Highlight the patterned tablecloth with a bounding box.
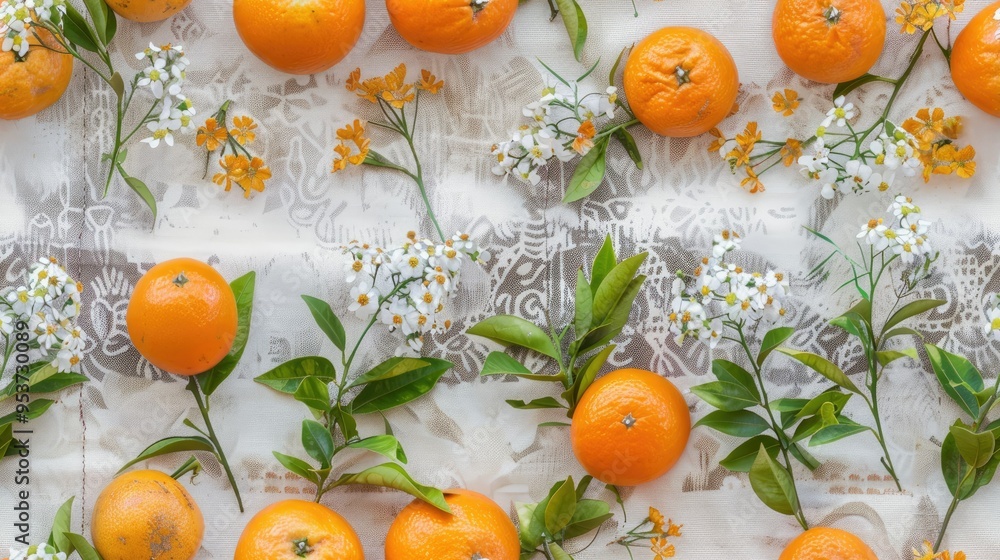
[2,0,1000,558]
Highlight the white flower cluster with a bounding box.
[668,231,790,348]
[984,293,1000,342]
[856,195,933,265]
[1,257,87,373]
[343,232,490,354]
[0,0,66,57]
[136,43,196,149]
[799,96,920,199]
[8,544,67,560]
[491,77,618,186]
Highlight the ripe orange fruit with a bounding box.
[235,500,364,560]
[385,489,520,560]
[233,0,365,75]
[105,0,192,22]
[950,0,1000,117]
[126,258,238,376]
[772,0,886,84]
[91,470,204,560]
[386,0,518,54]
[0,29,73,120]
[623,27,740,137]
[571,368,690,486]
[779,527,878,560]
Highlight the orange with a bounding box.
[105,0,192,22]
[779,527,878,560]
[385,489,520,560]
[950,0,1000,117]
[571,368,690,486]
[126,257,238,376]
[91,470,204,560]
[235,500,364,560]
[772,0,887,84]
[622,27,740,137]
[0,29,73,120]
[386,0,517,54]
[233,0,365,75]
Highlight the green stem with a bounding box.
[933,492,961,553]
[169,456,201,480]
[597,119,640,139]
[187,378,244,512]
[867,379,902,490]
[404,132,446,242]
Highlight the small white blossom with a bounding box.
[844,159,877,194]
[817,168,840,199]
[984,293,1000,341]
[822,95,856,128]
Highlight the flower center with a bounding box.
[409,257,419,268]
[352,261,364,272]
[357,294,370,306]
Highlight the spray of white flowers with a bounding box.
[0,0,65,57]
[135,43,195,148]
[491,71,618,186]
[1,257,87,374]
[983,293,1000,342]
[8,544,67,560]
[343,232,490,354]
[667,230,790,349]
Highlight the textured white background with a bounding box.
[2,0,1000,558]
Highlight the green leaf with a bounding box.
[62,4,100,52]
[294,376,332,414]
[563,136,609,203]
[950,424,995,469]
[331,463,450,512]
[29,372,87,395]
[925,344,984,418]
[791,415,823,444]
[331,405,358,442]
[795,390,850,419]
[48,497,75,554]
[255,356,337,395]
[349,357,430,388]
[770,398,810,413]
[612,128,643,170]
[591,253,646,327]
[719,435,780,473]
[65,533,103,560]
[609,46,627,87]
[0,423,12,458]
[832,73,890,99]
[302,295,347,352]
[553,0,587,61]
[941,432,975,499]
[691,381,759,412]
[81,0,109,45]
[198,271,256,396]
[351,357,452,414]
[301,419,335,469]
[694,410,769,437]
[590,235,616,293]
[348,435,407,464]
[116,165,157,221]
[757,327,795,366]
[0,399,54,426]
[506,397,567,410]
[789,443,822,471]
[574,268,593,336]
[273,451,320,485]
[109,72,124,100]
[548,542,573,560]
[544,476,578,535]
[749,446,799,516]
[571,344,614,406]
[468,315,561,360]
[517,502,542,549]
[481,352,559,382]
[712,360,760,402]
[117,436,215,474]
[563,499,612,539]
[875,348,918,368]
[810,420,869,446]
[882,327,921,341]
[882,299,945,335]
[778,349,860,394]
[539,421,571,427]
[104,8,117,43]
[578,275,645,354]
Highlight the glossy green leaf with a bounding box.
[516,502,543,549]
[883,299,946,335]
[609,46,627,87]
[199,271,255,396]
[0,398,54,426]
[790,443,822,471]
[29,372,87,395]
[832,73,891,99]
[255,356,337,395]
[481,352,560,382]
[544,476,578,535]
[578,275,645,354]
[882,327,921,341]
[925,344,984,418]
[548,542,573,560]
[294,376,331,414]
[778,349,860,394]
[273,451,320,485]
[795,390,850,419]
[301,419,335,469]
[712,359,760,401]
[331,405,358,442]
[554,0,587,61]
[749,446,799,516]
[468,315,560,360]
[809,420,869,447]
[302,295,347,352]
[117,436,215,474]
[349,357,430,388]
[590,235,616,293]
[950,424,995,469]
[875,348,918,368]
[506,397,567,410]
[563,136,609,203]
[563,499,612,539]
[591,253,647,327]
[117,166,157,222]
[571,344,614,407]
[330,463,450,513]
[62,4,100,52]
[574,268,593,336]
[348,435,408,464]
[694,410,769,437]
[791,415,823,443]
[758,327,795,366]
[48,497,75,555]
[770,398,810,413]
[81,0,109,45]
[941,432,975,499]
[691,381,759,411]
[65,533,102,560]
[351,358,452,414]
[613,128,643,170]
[0,424,12,458]
[719,435,780,473]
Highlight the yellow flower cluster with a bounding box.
[896,0,965,34]
[901,107,976,180]
[333,120,371,172]
[196,113,271,199]
[647,507,683,559]
[913,540,966,560]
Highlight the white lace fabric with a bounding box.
[2,0,1000,558]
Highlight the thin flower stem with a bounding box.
[120,103,158,146]
[186,378,244,512]
[404,132,446,242]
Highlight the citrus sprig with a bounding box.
[467,235,647,419]
[517,476,617,560]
